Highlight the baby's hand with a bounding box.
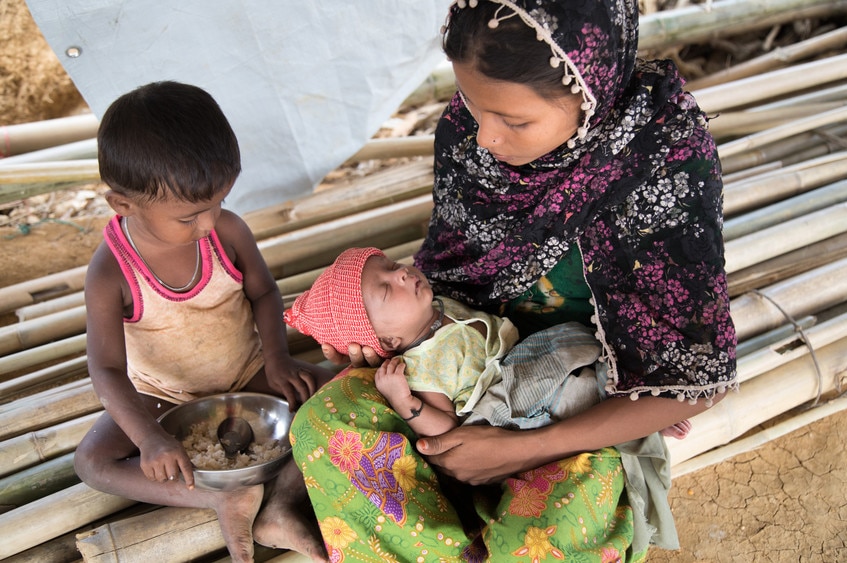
[374,356,411,403]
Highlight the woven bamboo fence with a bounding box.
[2,3,847,561]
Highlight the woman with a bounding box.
[290,0,737,560]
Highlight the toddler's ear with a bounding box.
[379,336,403,352]
[104,190,136,216]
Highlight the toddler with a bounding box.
[75,81,332,563]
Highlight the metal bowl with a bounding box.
[158,392,293,491]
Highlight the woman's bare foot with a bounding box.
[254,500,329,562]
[214,484,264,563]
[661,419,692,440]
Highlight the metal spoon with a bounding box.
[216,416,254,457]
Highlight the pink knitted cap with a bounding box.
[283,247,390,358]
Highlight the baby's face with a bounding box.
[361,255,436,351]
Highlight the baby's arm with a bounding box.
[215,211,332,407]
[375,357,458,437]
[84,244,195,487]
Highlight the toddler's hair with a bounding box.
[97,81,241,203]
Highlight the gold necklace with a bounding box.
[121,217,200,293]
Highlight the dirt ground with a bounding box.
[2,0,846,561]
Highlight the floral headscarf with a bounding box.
[415,0,737,400]
[415,0,709,306]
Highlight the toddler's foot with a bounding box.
[215,484,264,563]
[660,419,692,440]
[254,500,329,562]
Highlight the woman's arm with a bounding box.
[417,392,723,484]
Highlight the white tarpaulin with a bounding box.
[26,0,451,214]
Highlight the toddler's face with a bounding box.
[125,184,232,247]
[361,255,436,352]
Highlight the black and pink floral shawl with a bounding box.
[414,0,737,402]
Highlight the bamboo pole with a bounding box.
[723,152,847,216]
[666,336,847,466]
[0,452,79,512]
[736,312,847,384]
[0,115,99,158]
[723,180,847,241]
[259,194,432,278]
[0,355,88,400]
[723,203,847,273]
[0,413,98,479]
[638,0,847,52]
[246,158,433,241]
[0,305,86,357]
[0,265,87,316]
[671,395,847,476]
[707,103,847,140]
[345,136,434,163]
[75,506,225,562]
[0,379,100,442]
[0,138,98,167]
[401,60,454,107]
[755,83,847,111]
[2,534,84,563]
[735,316,815,358]
[684,26,847,91]
[0,334,86,381]
[727,231,847,297]
[718,124,847,175]
[730,257,847,342]
[15,292,86,322]
[721,161,782,184]
[0,482,135,560]
[717,105,847,159]
[691,53,847,114]
[0,160,100,206]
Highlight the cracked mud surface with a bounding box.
[649,407,847,562]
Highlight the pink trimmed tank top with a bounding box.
[103,216,263,404]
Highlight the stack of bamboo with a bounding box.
[2,1,847,561]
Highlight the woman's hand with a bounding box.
[321,343,384,368]
[416,425,536,485]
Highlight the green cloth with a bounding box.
[291,368,639,562]
[499,245,595,337]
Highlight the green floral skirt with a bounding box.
[290,368,641,562]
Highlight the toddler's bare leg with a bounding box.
[253,458,329,562]
[74,399,262,562]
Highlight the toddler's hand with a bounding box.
[139,431,195,489]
